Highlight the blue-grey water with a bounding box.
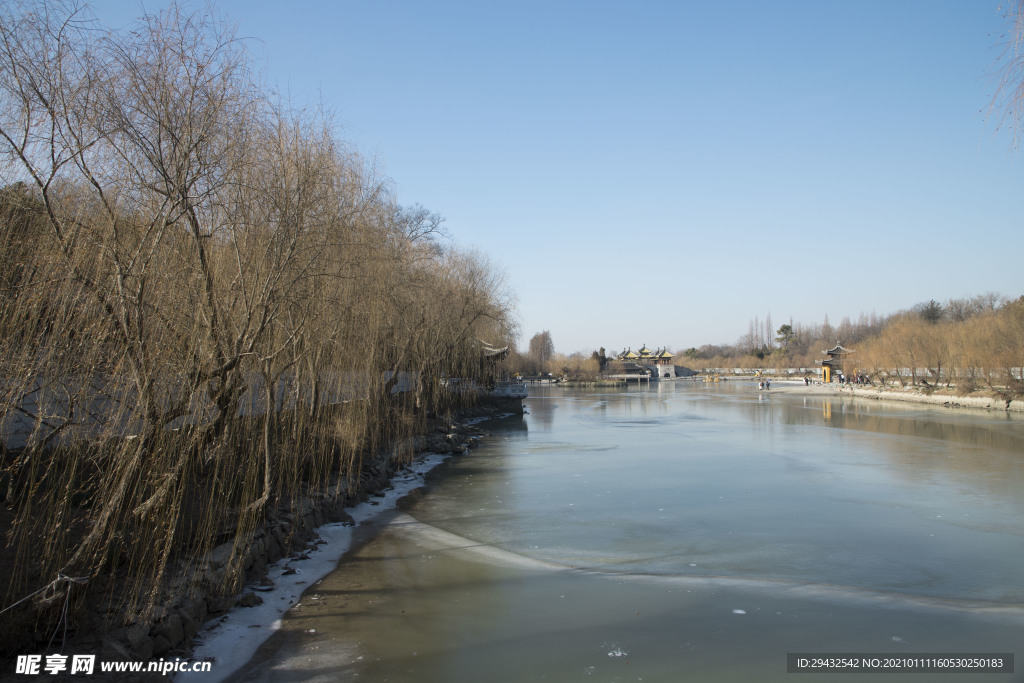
[232,382,1024,682]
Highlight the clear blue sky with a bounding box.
[89,0,1024,355]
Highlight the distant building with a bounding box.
[819,344,854,382]
[613,344,676,379]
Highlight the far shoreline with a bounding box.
[745,379,1024,413]
[559,375,1024,413]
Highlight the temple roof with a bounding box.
[824,344,853,355]
[618,344,674,361]
[476,339,510,359]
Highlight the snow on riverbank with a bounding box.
[175,439,481,682]
[756,380,1024,412]
[840,385,1024,412]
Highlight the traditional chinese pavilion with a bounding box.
[820,344,854,383]
[616,345,676,379]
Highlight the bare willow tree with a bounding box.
[990,0,1024,147]
[0,0,517,644]
[855,298,1024,399]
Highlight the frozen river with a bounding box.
[229,382,1024,682]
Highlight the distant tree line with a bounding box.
[0,0,516,633]
[859,295,1024,398]
[676,293,1023,399]
[509,332,603,380]
[680,310,889,369]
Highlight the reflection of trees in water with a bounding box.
[523,394,557,431]
[757,396,1024,502]
[528,385,1024,504]
[524,384,671,431]
[489,412,529,434]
